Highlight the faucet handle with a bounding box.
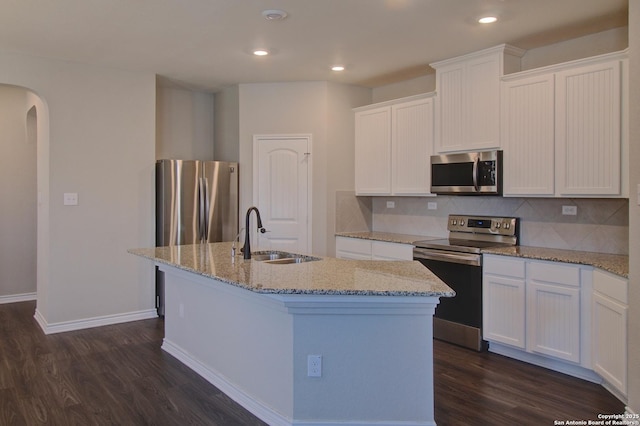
[259,227,269,234]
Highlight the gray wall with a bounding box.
[156,84,214,161]
[0,51,156,327]
[234,81,370,256]
[213,85,240,162]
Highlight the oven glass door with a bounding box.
[416,257,482,329]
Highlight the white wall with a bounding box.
[370,27,628,103]
[521,27,628,71]
[0,85,36,298]
[325,83,371,255]
[213,85,240,162]
[626,0,639,416]
[372,74,435,104]
[237,82,369,256]
[156,84,214,160]
[0,51,156,328]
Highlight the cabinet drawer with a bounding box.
[593,269,627,304]
[336,237,372,257]
[483,255,525,278]
[528,261,580,287]
[371,241,413,260]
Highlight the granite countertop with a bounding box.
[129,242,455,297]
[336,231,441,245]
[483,246,629,278]
[337,231,629,278]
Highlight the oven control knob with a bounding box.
[504,222,510,229]
[495,223,501,229]
[459,220,465,226]
[452,219,457,225]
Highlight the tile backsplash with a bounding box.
[336,191,629,255]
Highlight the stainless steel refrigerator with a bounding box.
[155,159,239,315]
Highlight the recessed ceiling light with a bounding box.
[253,49,269,56]
[331,65,345,72]
[478,16,498,24]
[262,9,288,20]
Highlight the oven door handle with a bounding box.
[413,248,481,266]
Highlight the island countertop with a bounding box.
[129,242,454,297]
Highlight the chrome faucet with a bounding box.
[243,207,266,260]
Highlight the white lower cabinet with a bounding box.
[335,236,413,261]
[526,261,582,363]
[484,254,628,402]
[483,256,586,364]
[592,269,628,397]
[483,256,526,349]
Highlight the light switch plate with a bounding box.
[63,192,78,206]
[562,205,577,215]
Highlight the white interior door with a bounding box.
[253,134,311,254]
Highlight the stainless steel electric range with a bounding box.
[413,215,519,351]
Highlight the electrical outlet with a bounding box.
[307,355,322,377]
[562,205,577,216]
[386,201,395,209]
[427,202,437,210]
[63,192,79,206]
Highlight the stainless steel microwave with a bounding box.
[430,150,502,195]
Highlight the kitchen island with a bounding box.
[129,242,453,426]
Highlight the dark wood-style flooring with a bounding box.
[0,301,624,425]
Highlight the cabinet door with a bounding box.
[592,269,627,396]
[592,291,627,396]
[435,63,465,153]
[555,60,622,196]
[392,97,434,195]
[355,106,392,195]
[335,236,372,260]
[502,74,555,196]
[527,281,581,362]
[371,241,413,261]
[467,54,501,150]
[483,274,526,348]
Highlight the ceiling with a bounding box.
[0,0,628,92]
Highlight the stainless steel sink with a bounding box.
[251,250,320,264]
[251,252,289,261]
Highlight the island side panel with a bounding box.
[282,296,438,425]
[160,265,295,423]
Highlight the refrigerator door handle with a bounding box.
[202,177,210,242]
[198,177,206,242]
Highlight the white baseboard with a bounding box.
[489,342,602,383]
[0,292,37,304]
[162,339,437,426]
[161,339,293,426]
[34,308,158,334]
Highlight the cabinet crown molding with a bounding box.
[353,92,435,112]
[430,43,526,69]
[502,49,628,81]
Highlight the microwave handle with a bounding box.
[472,156,479,191]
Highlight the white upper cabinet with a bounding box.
[501,51,627,198]
[431,44,524,153]
[355,106,392,194]
[501,74,556,195]
[556,60,622,196]
[355,93,435,196]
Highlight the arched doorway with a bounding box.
[0,84,48,307]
